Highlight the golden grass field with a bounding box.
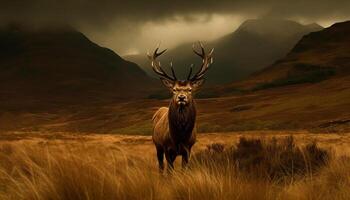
[1,131,350,200]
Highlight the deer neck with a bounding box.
[168,99,196,139]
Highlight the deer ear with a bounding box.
[160,78,174,89]
[192,79,205,90]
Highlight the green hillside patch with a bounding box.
[253,64,335,91]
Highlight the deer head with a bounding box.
[148,42,214,106]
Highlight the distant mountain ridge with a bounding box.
[0,25,154,110]
[235,20,350,90]
[125,19,323,84]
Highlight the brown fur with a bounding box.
[152,97,197,171]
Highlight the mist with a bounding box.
[1,0,349,54]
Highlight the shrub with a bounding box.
[192,136,330,180]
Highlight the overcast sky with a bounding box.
[1,0,350,55]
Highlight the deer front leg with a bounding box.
[181,146,190,169]
[155,145,164,172]
[165,148,177,173]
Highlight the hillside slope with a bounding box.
[1,76,349,133]
[0,25,155,110]
[235,20,350,90]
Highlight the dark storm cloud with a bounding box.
[1,0,349,27]
[1,0,349,54]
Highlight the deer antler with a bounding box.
[188,42,214,81]
[147,46,177,81]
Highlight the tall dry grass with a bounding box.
[0,137,349,200]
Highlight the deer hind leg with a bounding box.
[181,145,190,169]
[165,148,177,173]
[156,145,164,172]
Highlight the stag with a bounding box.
[148,42,214,172]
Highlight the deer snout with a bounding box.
[178,94,186,101]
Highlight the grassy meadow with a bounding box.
[0,131,350,200]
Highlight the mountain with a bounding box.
[0,24,155,110]
[125,19,322,84]
[232,20,350,90]
[2,22,349,133]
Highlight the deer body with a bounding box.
[148,43,213,172]
[152,97,197,170]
